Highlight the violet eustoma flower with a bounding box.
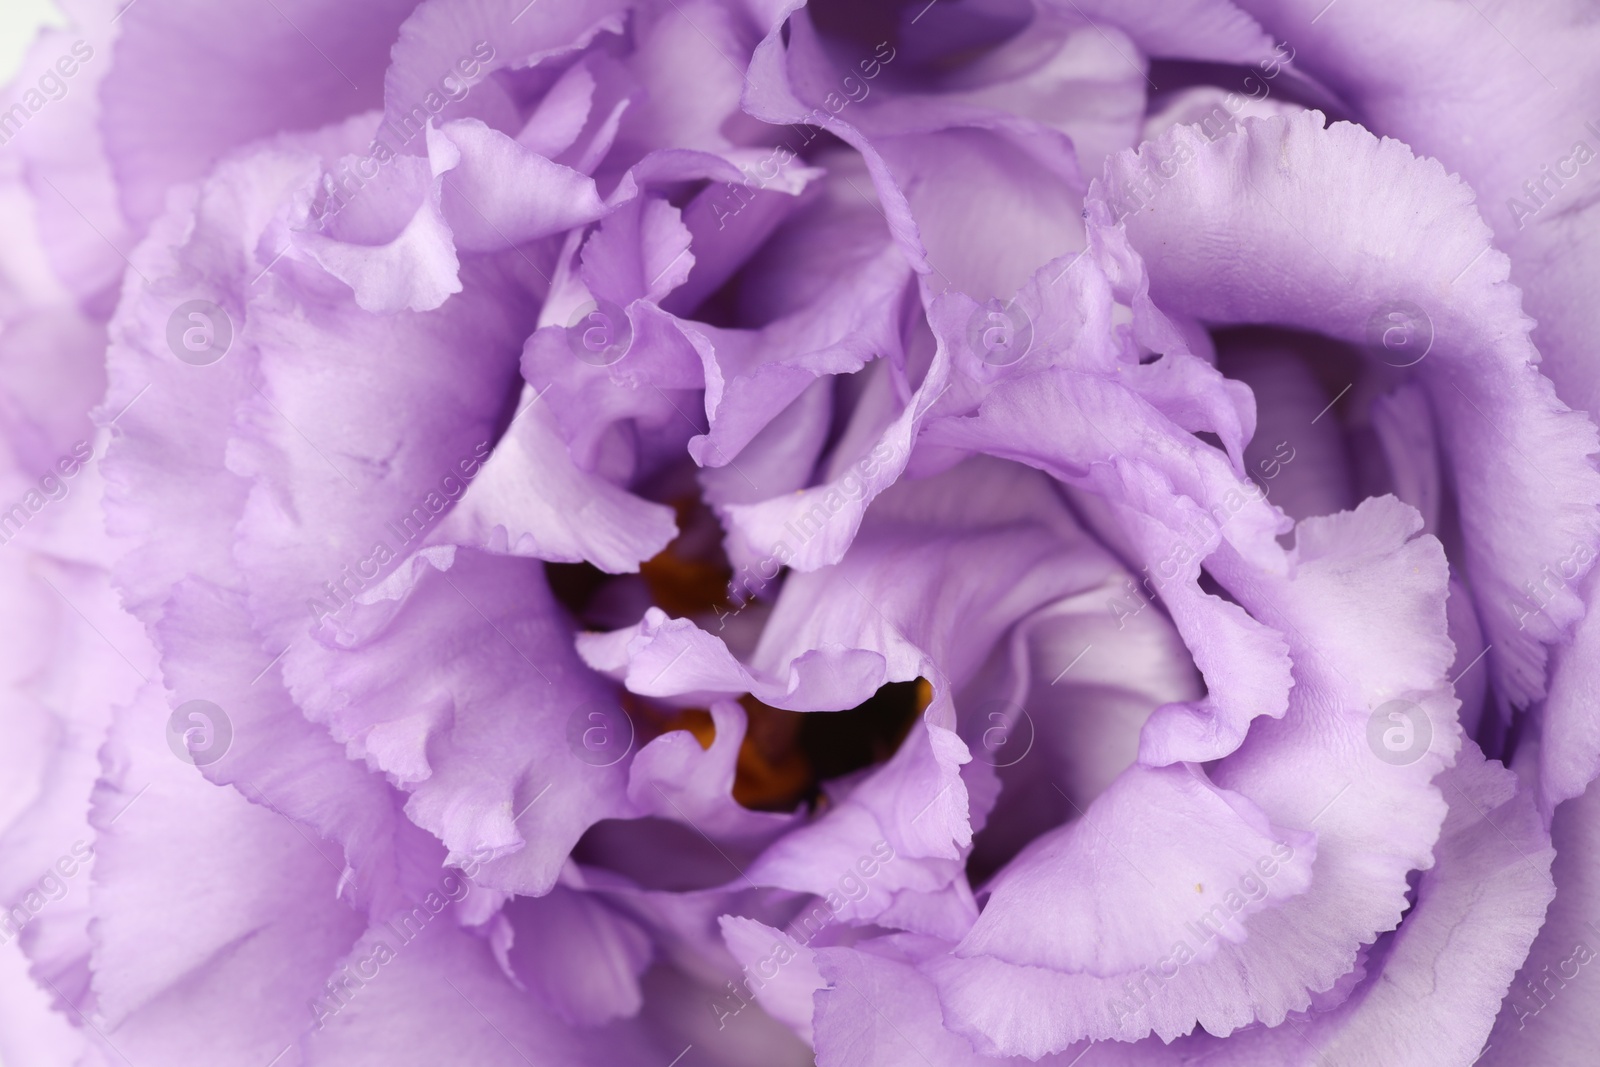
[3,1,1600,1065]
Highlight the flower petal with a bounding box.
[957,764,1315,976]
[502,883,653,1026]
[1477,775,1600,1065]
[284,548,635,896]
[88,684,365,1063]
[628,700,800,844]
[1090,110,1600,722]
[101,0,413,228]
[930,498,1460,1055]
[302,915,657,1066]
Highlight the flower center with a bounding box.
[554,496,929,812]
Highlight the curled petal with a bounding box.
[1090,111,1600,721]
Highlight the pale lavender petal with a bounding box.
[501,882,653,1026]
[930,498,1459,1055]
[284,548,636,896]
[102,0,413,228]
[628,700,801,844]
[88,685,365,1064]
[1091,110,1600,734]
